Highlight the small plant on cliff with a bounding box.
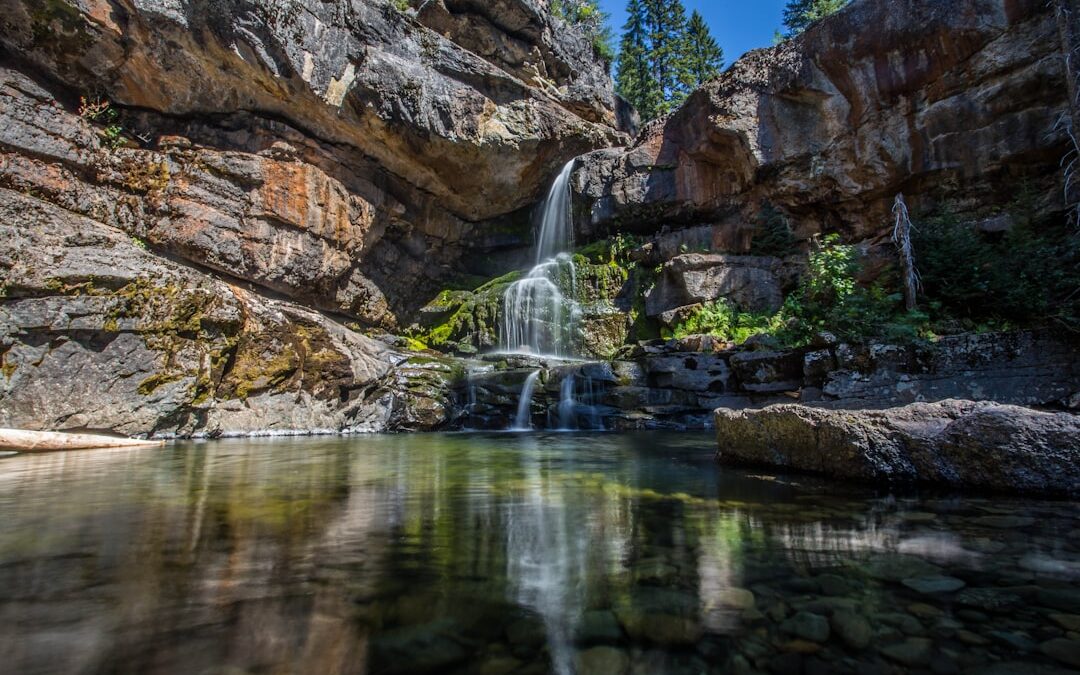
[552,0,615,66]
[79,94,127,149]
[78,95,112,122]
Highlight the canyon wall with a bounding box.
[573,0,1073,248]
[0,0,621,436]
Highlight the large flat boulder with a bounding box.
[714,400,1080,495]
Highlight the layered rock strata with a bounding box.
[572,0,1073,247]
[0,0,622,435]
[458,330,1080,431]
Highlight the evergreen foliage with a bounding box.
[615,0,661,120]
[782,0,849,36]
[683,11,724,91]
[912,210,1080,332]
[749,202,798,257]
[643,0,690,114]
[615,0,722,121]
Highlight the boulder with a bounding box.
[729,351,804,393]
[645,254,799,318]
[714,400,1080,495]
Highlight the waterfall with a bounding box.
[554,372,603,431]
[512,370,541,430]
[557,375,576,430]
[501,161,580,357]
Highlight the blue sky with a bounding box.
[597,0,789,66]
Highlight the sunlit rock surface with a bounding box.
[572,0,1072,244]
[0,0,624,435]
[715,399,1080,495]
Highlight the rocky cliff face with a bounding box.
[573,0,1073,245]
[0,0,623,326]
[0,0,621,436]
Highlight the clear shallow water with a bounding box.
[0,432,1078,675]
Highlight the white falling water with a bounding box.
[554,373,603,431]
[501,161,581,357]
[557,375,576,430]
[512,370,541,430]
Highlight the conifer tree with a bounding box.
[782,0,849,36]
[615,0,723,121]
[643,0,690,114]
[682,10,723,90]
[615,0,660,121]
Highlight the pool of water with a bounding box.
[0,431,1077,674]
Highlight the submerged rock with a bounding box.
[714,400,1080,495]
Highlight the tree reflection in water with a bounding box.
[0,432,1076,675]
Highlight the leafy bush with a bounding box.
[770,235,896,346]
[671,300,774,343]
[552,0,614,66]
[913,211,1080,331]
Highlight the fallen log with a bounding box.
[0,429,165,452]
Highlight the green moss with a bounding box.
[137,372,181,396]
[228,341,300,400]
[1,359,17,379]
[122,159,170,193]
[474,270,523,293]
[426,322,456,348]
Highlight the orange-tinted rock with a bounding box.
[574,0,1071,249]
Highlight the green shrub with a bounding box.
[551,0,613,66]
[913,211,1079,331]
[750,202,798,257]
[671,300,775,343]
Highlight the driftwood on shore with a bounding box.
[0,429,165,452]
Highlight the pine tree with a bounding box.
[682,11,723,91]
[615,0,660,121]
[783,0,849,36]
[643,0,691,115]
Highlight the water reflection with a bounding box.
[0,432,1077,674]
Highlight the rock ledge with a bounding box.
[714,400,1080,495]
